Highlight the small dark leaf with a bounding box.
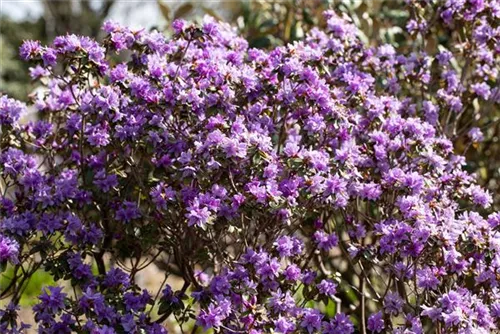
[158,301,172,315]
[258,19,276,31]
[302,8,315,25]
[250,36,272,49]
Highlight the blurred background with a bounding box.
[1,0,417,101]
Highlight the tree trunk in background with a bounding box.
[42,0,115,39]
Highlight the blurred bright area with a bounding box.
[0,0,433,101]
[0,0,257,100]
[2,1,164,28]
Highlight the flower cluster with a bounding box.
[0,234,19,265]
[194,244,350,333]
[0,0,498,333]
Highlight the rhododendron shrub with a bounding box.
[1,1,499,333]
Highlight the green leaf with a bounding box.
[325,298,337,317]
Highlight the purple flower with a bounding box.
[102,20,120,33]
[86,124,110,147]
[383,292,403,315]
[421,305,442,323]
[103,268,130,290]
[317,279,337,298]
[210,275,231,295]
[471,82,491,100]
[41,48,57,66]
[436,50,452,65]
[300,309,323,333]
[172,19,186,34]
[283,264,302,282]
[29,65,49,79]
[423,100,439,125]
[222,139,248,159]
[313,230,338,251]
[417,267,440,290]
[302,270,317,285]
[268,290,296,313]
[468,185,492,208]
[358,182,382,200]
[323,313,354,334]
[0,96,26,126]
[19,40,42,60]
[120,314,136,333]
[197,302,230,330]
[468,127,484,143]
[115,201,141,223]
[34,286,67,314]
[274,235,303,258]
[0,235,19,264]
[406,19,419,33]
[109,63,129,83]
[256,258,281,280]
[93,170,118,193]
[403,172,424,194]
[66,253,95,285]
[123,290,150,312]
[94,86,119,112]
[94,325,117,334]
[367,311,385,333]
[275,316,296,333]
[150,182,175,210]
[186,199,212,228]
[274,236,294,257]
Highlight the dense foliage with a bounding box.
[1,0,499,333]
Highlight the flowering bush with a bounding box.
[1,1,499,333]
